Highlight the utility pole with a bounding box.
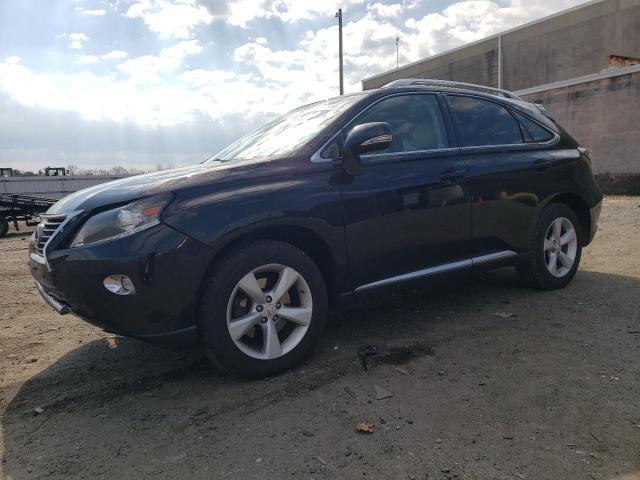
[335,8,343,95]
[395,35,400,68]
[497,34,503,89]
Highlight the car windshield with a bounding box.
[205,93,366,163]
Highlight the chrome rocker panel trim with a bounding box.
[355,250,517,292]
[35,281,71,315]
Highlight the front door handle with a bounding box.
[439,169,467,183]
[533,159,553,173]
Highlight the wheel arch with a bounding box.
[547,192,591,246]
[201,223,341,308]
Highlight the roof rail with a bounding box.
[382,78,523,100]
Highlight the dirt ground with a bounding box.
[0,196,639,480]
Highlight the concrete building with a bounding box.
[362,0,640,193]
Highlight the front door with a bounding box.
[339,93,471,291]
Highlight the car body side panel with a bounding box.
[162,159,352,295]
[340,150,471,289]
[462,146,603,255]
[443,91,603,257]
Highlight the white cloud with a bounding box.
[77,51,128,64]
[178,69,240,86]
[59,32,90,49]
[227,10,401,100]
[161,39,203,58]
[0,56,200,126]
[126,0,213,38]
[78,55,99,63]
[117,40,203,83]
[367,3,403,18]
[218,0,362,27]
[5,56,21,65]
[0,42,300,130]
[103,50,128,60]
[82,8,107,16]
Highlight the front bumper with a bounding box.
[35,281,71,315]
[29,222,214,349]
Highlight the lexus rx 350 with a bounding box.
[29,79,603,378]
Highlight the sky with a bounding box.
[0,0,590,172]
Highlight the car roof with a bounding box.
[364,84,519,104]
[359,80,550,121]
[380,78,522,100]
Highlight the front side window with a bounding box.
[448,95,523,147]
[206,93,366,163]
[347,94,449,155]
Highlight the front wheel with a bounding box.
[199,240,328,378]
[517,203,582,290]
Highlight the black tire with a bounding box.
[199,240,328,378]
[0,217,8,238]
[517,203,583,290]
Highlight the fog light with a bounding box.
[103,275,136,295]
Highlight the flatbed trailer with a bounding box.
[0,194,56,238]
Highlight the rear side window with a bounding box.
[348,94,449,154]
[448,95,523,147]
[512,110,555,143]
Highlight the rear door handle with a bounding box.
[533,159,553,173]
[439,169,467,183]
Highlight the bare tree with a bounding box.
[109,166,129,176]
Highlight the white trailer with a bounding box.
[0,175,125,200]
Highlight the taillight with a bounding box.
[578,146,591,156]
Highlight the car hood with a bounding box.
[47,160,265,215]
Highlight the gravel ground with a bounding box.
[1,196,639,480]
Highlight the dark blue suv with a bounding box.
[29,79,603,377]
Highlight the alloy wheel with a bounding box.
[226,263,313,360]
[544,217,578,278]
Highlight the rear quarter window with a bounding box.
[448,95,523,147]
[512,110,555,143]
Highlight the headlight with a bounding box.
[70,194,171,248]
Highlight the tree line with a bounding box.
[6,164,176,177]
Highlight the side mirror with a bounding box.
[342,122,392,176]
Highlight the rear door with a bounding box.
[339,93,471,291]
[445,94,558,257]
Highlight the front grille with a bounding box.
[36,214,67,255]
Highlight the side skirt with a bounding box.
[354,250,518,293]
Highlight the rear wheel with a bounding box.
[517,203,582,290]
[199,240,328,378]
[0,217,8,238]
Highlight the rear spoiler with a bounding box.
[533,103,547,114]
